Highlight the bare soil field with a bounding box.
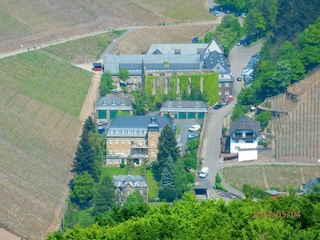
[112,24,217,54]
[0,0,213,54]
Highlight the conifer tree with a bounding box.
[157,124,179,172]
[159,156,176,202]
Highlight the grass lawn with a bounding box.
[221,165,320,192]
[101,166,160,202]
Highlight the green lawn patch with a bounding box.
[0,51,92,117]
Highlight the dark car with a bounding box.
[237,77,242,81]
[188,133,199,140]
[192,37,199,43]
[213,104,222,109]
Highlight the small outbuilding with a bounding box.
[160,100,208,119]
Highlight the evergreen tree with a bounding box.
[174,159,192,199]
[93,176,117,215]
[70,172,96,209]
[159,156,176,202]
[157,124,180,172]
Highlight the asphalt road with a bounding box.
[198,40,264,199]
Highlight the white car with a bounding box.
[199,167,209,178]
[189,124,201,132]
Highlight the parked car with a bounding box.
[199,167,209,178]
[237,76,242,81]
[213,104,222,110]
[192,37,199,43]
[189,124,201,132]
[213,10,220,17]
[188,133,199,140]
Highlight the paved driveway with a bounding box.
[198,40,264,200]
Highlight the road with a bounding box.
[199,40,264,199]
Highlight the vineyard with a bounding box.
[111,24,216,54]
[0,0,214,54]
[266,70,320,162]
[145,73,219,105]
[0,52,91,239]
[221,165,320,192]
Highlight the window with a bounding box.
[139,190,143,195]
[225,83,229,87]
[127,139,131,144]
[219,83,222,87]
[109,150,113,154]
[225,91,229,96]
[121,149,125,155]
[115,149,119,154]
[234,139,239,143]
[151,150,156,156]
[151,141,155,147]
[109,139,113,144]
[151,132,156,136]
[245,140,254,143]
[126,190,131,196]
[115,139,119,144]
[219,91,222,96]
[127,149,131,154]
[121,139,125,144]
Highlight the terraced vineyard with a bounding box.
[270,70,320,162]
[112,24,216,54]
[0,51,91,239]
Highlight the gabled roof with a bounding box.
[229,115,260,136]
[106,115,175,137]
[146,43,209,55]
[160,100,208,113]
[203,51,230,73]
[113,175,148,188]
[95,95,133,110]
[304,178,320,193]
[265,189,280,195]
[104,54,203,75]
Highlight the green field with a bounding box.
[221,165,320,192]
[101,166,160,202]
[0,51,92,117]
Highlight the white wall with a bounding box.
[238,149,258,162]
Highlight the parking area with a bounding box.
[174,118,203,154]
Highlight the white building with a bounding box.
[229,115,260,161]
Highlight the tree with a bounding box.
[254,110,271,130]
[174,159,192,199]
[126,158,134,174]
[118,68,129,81]
[159,156,176,202]
[157,124,180,172]
[132,90,146,115]
[119,191,149,220]
[93,176,118,214]
[70,172,96,209]
[99,71,114,96]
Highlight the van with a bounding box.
[199,167,209,178]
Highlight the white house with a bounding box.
[229,115,260,161]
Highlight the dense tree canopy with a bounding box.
[48,191,320,240]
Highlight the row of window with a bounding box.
[234,139,254,143]
[109,138,157,146]
[219,83,230,87]
[219,91,230,96]
[109,149,156,156]
[109,129,155,135]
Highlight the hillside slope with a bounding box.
[0,51,92,239]
[262,70,320,162]
[0,0,213,54]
